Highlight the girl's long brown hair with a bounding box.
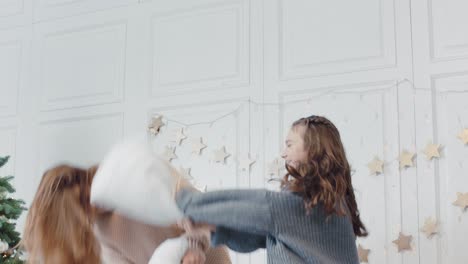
[281,115,368,237]
[22,165,101,264]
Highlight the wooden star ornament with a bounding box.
[423,143,441,160]
[357,244,370,263]
[399,151,415,169]
[211,146,230,164]
[162,146,177,162]
[367,156,384,175]
[173,128,187,145]
[192,137,207,155]
[420,217,438,238]
[392,232,412,252]
[267,158,283,177]
[178,166,193,181]
[453,192,468,211]
[194,184,208,193]
[148,116,165,135]
[458,128,468,145]
[239,154,256,171]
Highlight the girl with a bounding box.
[22,164,231,264]
[176,115,367,263]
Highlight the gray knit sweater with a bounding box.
[176,188,359,264]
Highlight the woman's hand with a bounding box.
[182,248,206,264]
[178,218,215,252]
[178,218,216,233]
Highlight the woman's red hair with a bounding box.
[23,164,101,263]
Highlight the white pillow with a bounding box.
[148,236,188,264]
[90,138,183,226]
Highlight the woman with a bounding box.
[22,164,230,264]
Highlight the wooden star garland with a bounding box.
[357,244,370,263]
[422,143,441,160]
[392,232,412,252]
[148,116,165,135]
[178,166,193,181]
[239,154,256,171]
[420,217,438,238]
[267,158,283,177]
[457,128,468,145]
[399,151,415,169]
[367,156,384,175]
[453,192,468,211]
[211,146,230,164]
[194,184,208,193]
[173,128,187,145]
[162,146,177,162]
[192,137,207,155]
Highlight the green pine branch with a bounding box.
[0,156,9,169]
[0,156,25,264]
[0,176,16,194]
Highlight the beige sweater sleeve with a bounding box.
[206,246,232,264]
[173,166,196,193]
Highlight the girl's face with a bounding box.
[281,125,308,169]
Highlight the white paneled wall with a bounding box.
[0,0,467,263]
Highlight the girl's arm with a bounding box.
[212,226,266,253]
[176,188,275,236]
[180,217,266,253]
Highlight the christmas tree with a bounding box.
[0,156,26,264]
